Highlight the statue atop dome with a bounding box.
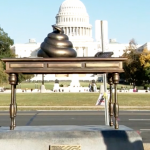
[37,25,77,58]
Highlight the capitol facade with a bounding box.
[11,0,147,81]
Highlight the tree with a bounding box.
[0,27,15,85]
[122,39,144,86]
[18,74,34,83]
[139,48,150,84]
[0,27,15,58]
[0,61,8,84]
[0,27,33,84]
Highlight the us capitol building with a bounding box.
[11,0,144,81]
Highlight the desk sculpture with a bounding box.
[1,25,144,150]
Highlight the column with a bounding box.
[71,27,73,35]
[63,28,65,34]
[113,73,120,129]
[108,73,114,126]
[73,27,75,35]
[69,27,71,35]
[68,27,70,35]
[90,28,92,37]
[67,27,68,35]
[9,73,18,130]
[75,47,78,56]
[84,47,88,56]
[83,47,85,57]
[86,28,88,36]
[82,27,84,36]
[79,47,84,57]
[77,27,78,35]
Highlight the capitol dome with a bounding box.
[56,0,90,25]
[58,0,88,17]
[55,0,93,43]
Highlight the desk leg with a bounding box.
[108,73,113,126]
[13,84,17,128]
[113,73,119,129]
[9,73,17,130]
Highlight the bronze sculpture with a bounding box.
[37,25,77,58]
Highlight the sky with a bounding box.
[0,0,150,45]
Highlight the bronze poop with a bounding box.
[37,25,77,58]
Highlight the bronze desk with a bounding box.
[2,57,127,130]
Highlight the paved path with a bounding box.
[0,110,150,143]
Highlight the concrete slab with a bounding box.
[0,125,144,150]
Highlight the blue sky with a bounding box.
[0,0,150,45]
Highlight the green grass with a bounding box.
[1,81,91,90]
[0,93,149,106]
[0,82,145,90]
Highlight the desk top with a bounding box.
[2,57,127,74]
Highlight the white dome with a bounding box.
[56,0,91,26]
[58,0,88,16]
[55,0,93,43]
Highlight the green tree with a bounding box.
[0,61,8,84]
[0,27,33,84]
[122,39,144,86]
[18,74,34,83]
[139,48,150,84]
[0,27,15,85]
[0,27,15,58]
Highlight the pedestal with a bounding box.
[0,125,144,150]
[40,85,46,93]
[53,83,60,92]
[70,74,80,87]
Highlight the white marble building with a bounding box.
[12,39,40,58]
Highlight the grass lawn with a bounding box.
[0,93,149,106]
[1,82,145,91]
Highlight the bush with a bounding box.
[144,84,149,90]
[60,84,63,87]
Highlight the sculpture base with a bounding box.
[0,125,144,150]
[53,83,60,92]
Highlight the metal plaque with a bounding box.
[49,145,81,150]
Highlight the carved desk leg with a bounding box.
[13,83,17,128]
[113,73,120,129]
[108,73,113,126]
[9,73,17,130]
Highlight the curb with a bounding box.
[0,106,150,109]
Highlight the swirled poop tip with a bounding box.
[37,25,77,58]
